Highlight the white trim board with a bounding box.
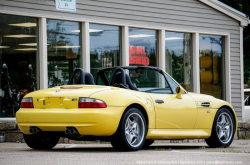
[192,33,200,94]
[225,35,231,104]
[199,0,249,26]
[81,22,90,73]
[122,26,129,66]
[39,17,48,89]
[240,27,245,121]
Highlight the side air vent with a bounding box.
[201,102,210,107]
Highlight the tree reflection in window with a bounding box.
[165,32,192,92]
[90,24,121,84]
[47,20,81,87]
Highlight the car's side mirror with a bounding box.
[175,86,184,99]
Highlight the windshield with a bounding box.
[128,69,170,92]
[97,68,173,94]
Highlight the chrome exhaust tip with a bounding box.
[65,128,70,134]
[33,128,38,134]
[29,127,40,134]
[65,127,79,135]
[29,128,34,134]
[69,128,75,134]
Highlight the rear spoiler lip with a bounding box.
[60,87,82,89]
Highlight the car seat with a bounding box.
[76,72,95,85]
[110,72,138,91]
[125,74,138,91]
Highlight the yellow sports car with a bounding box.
[16,66,237,151]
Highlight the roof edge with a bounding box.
[199,0,249,26]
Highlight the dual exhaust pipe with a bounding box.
[29,127,78,135]
[29,127,40,134]
[65,127,79,135]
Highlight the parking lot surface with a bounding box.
[0,140,249,165]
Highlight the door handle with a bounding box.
[155,100,164,104]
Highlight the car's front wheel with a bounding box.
[23,133,60,150]
[110,107,147,151]
[205,108,235,148]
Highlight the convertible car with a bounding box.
[16,66,237,151]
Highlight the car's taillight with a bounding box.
[78,98,107,108]
[20,97,34,108]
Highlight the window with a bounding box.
[90,24,121,82]
[47,19,81,87]
[129,28,157,67]
[165,73,179,94]
[128,69,170,92]
[245,92,250,106]
[165,31,192,92]
[0,14,39,117]
[199,35,224,99]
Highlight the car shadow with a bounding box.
[19,144,207,153]
[145,145,207,150]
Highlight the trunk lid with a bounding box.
[29,85,110,108]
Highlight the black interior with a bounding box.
[68,67,148,92]
[110,72,122,87]
[68,68,95,85]
[125,74,138,91]
[109,68,131,89]
[84,73,95,85]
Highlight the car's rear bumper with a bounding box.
[16,107,125,136]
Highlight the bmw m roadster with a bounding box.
[16,66,237,151]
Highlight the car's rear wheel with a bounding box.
[205,108,235,148]
[23,133,59,150]
[110,107,147,151]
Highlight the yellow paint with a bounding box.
[147,129,211,139]
[16,83,238,139]
[149,93,197,129]
[175,86,184,99]
[194,108,217,129]
[17,107,124,136]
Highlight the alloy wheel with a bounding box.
[125,113,145,148]
[216,112,233,144]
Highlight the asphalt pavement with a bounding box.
[0,140,249,165]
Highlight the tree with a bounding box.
[219,0,250,85]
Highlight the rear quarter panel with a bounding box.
[90,87,155,128]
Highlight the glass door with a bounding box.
[0,14,38,117]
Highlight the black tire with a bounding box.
[23,133,60,150]
[142,139,154,149]
[205,108,235,148]
[110,108,147,151]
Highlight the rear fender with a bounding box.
[90,88,155,129]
